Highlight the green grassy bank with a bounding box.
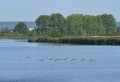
[28,36,120,45]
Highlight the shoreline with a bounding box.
[28,36,120,45]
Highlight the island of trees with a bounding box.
[1,13,120,45]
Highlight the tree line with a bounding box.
[0,13,119,38]
[35,13,117,36]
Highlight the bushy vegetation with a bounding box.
[28,37,59,43]
[48,30,63,37]
[0,32,22,39]
[1,13,120,45]
[13,22,29,35]
[0,27,12,33]
[0,22,37,39]
[36,13,117,36]
[59,36,120,45]
[29,36,120,45]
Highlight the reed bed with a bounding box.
[28,36,120,45]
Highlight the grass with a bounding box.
[28,36,120,45]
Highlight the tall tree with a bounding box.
[66,14,84,35]
[36,15,51,27]
[35,13,117,36]
[100,14,117,34]
[51,13,67,35]
[14,22,29,35]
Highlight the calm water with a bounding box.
[0,39,120,82]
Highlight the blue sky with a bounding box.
[0,0,120,21]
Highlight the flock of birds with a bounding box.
[25,56,96,62]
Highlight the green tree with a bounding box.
[48,30,63,37]
[36,15,51,27]
[116,27,120,35]
[28,29,38,37]
[51,13,67,35]
[0,27,12,33]
[100,14,117,34]
[37,26,53,35]
[36,13,67,36]
[66,14,84,35]
[35,13,117,36]
[14,22,29,35]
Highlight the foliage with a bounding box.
[28,37,59,43]
[0,32,23,39]
[59,37,120,45]
[0,27,12,33]
[117,27,120,33]
[48,30,63,37]
[28,36,120,45]
[0,13,119,39]
[28,29,38,37]
[36,15,51,27]
[36,13,117,36]
[13,22,29,35]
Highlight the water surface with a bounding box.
[0,39,120,82]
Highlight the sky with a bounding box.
[0,0,120,22]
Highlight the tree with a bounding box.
[36,15,51,27]
[35,13,117,36]
[66,14,84,35]
[48,29,63,37]
[36,13,67,36]
[14,22,29,35]
[28,29,38,37]
[51,13,66,35]
[100,14,117,34]
[37,26,53,35]
[0,27,12,33]
[117,27,120,35]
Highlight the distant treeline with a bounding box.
[35,13,117,36]
[1,13,120,39]
[0,22,36,29]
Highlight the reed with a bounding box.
[28,36,120,45]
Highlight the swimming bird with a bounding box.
[48,58,54,61]
[54,59,61,62]
[71,59,76,62]
[89,59,96,62]
[63,58,68,60]
[81,59,87,62]
[39,58,45,61]
[25,56,31,58]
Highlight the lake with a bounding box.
[0,39,120,82]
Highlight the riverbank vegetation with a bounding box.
[1,13,120,45]
[28,36,120,45]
